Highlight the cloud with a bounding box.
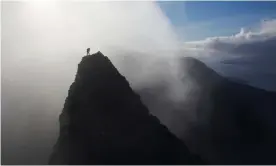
[2,1,181,164]
[183,19,276,91]
[186,19,276,55]
[2,1,276,164]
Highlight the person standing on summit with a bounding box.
[87,48,90,56]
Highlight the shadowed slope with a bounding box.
[136,56,276,164]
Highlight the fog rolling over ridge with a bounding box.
[2,1,188,164]
[2,1,276,165]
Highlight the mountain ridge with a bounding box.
[49,51,276,164]
[49,51,204,165]
[136,55,276,164]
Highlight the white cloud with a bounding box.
[1,1,181,164]
[182,19,276,92]
[185,19,276,54]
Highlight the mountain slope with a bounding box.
[49,52,204,165]
[137,56,276,164]
[182,57,276,164]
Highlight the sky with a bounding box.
[158,1,276,91]
[158,1,276,41]
[2,1,276,165]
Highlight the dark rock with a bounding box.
[49,52,204,165]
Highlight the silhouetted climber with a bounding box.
[87,48,90,56]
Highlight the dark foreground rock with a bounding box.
[49,52,204,165]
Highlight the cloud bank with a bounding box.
[184,19,276,91]
[187,19,276,54]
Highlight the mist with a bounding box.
[2,1,192,164]
[3,1,276,164]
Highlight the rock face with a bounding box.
[49,52,204,165]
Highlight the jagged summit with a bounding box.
[49,52,204,165]
[78,51,120,78]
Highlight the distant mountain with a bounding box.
[49,52,204,165]
[137,56,276,164]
